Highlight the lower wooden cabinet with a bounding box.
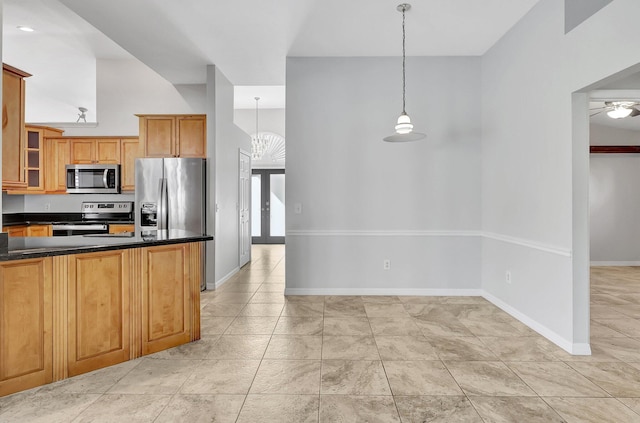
[4,224,52,237]
[5,225,27,237]
[0,258,53,396]
[141,244,191,355]
[0,242,202,397]
[67,250,130,376]
[109,224,134,234]
[27,224,51,237]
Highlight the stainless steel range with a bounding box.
[52,202,134,236]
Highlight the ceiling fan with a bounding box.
[590,101,640,119]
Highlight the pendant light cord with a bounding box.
[401,6,406,115]
[255,97,260,137]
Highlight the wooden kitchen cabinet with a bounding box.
[5,225,27,237]
[70,138,120,164]
[138,114,206,158]
[0,241,203,396]
[44,138,70,193]
[109,224,134,234]
[141,243,191,355]
[176,116,206,157]
[27,224,51,237]
[2,64,30,191]
[0,258,53,396]
[120,137,141,192]
[67,250,130,376]
[4,224,52,237]
[21,125,64,193]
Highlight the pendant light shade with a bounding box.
[383,3,425,143]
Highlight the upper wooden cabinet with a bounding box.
[138,114,206,158]
[44,138,70,193]
[43,137,139,193]
[121,137,141,192]
[2,64,31,191]
[22,125,64,193]
[70,138,120,164]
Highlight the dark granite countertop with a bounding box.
[0,230,213,261]
[3,213,134,226]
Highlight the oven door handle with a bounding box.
[52,224,108,231]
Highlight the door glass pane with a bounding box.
[251,174,262,237]
[270,174,285,237]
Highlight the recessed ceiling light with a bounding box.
[17,26,35,32]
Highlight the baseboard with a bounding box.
[482,291,591,356]
[590,261,640,266]
[283,288,483,296]
[210,266,240,290]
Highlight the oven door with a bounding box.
[51,224,109,236]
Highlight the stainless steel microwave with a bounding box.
[66,164,120,194]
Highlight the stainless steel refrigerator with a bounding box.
[135,158,207,289]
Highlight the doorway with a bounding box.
[252,169,285,244]
[239,150,252,267]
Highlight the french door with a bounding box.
[251,169,285,244]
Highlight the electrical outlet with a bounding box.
[383,259,391,270]
[505,270,512,284]
[44,203,51,211]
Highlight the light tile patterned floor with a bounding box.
[2,248,640,422]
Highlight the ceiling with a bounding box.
[55,0,542,86]
[5,0,640,133]
[4,0,541,116]
[3,0,133,122]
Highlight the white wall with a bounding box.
[564,0,613,33]
[481,0,640,353]
[207,66,251,288]
[589,124,640,263]
[2,194,23,214]
[60,59,205,136]
[234,108,285,137]
[590,123,640,145]
[285,57,482,295]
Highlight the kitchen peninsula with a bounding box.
[0,230,212,397]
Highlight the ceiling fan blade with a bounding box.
[630,108,640,117]
[590,110,605,117]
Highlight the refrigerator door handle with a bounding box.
[157,178,165,230]
[159,178,169,230]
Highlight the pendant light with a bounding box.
[383,3,425,142]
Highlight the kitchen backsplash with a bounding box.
[4,193,135,213]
